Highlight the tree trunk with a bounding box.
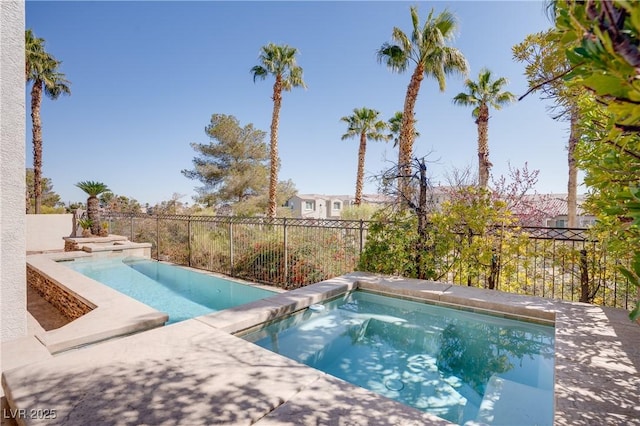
[488,251,500,290]
[476,103,491,189]
[354,132,367,206]
[567,107,579,228]
[579,249,590,303]
[87,196,101,235]
[31,80,43,214]
[398,64,424,204]
[268,76,283,219]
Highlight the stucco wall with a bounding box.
[1,1,27,342]
[26,214,73,252]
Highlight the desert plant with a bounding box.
[76,181,109,235]
[78,218,93,237]
[99,221,109,237]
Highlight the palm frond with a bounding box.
[76,181,109,197]
[377,43,408,73]
[251,66,268,82]
[453,68,515,116]
[434,9,457,39]
[341,107,389,142]
[26,30,71,95]
[391,27,412,58]
[284,66,306,91]
[252,43,306,89]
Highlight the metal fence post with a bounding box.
[130,215,134,241]
[229,221,234,275]
[156,215,160,261]
[187,216,192,267]
[283,217,288,285]
[359,219,364,255]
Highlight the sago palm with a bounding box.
[378,6,468,201]
[341,108,390,206]
[251,43,306,219]
[26,29,71,214]
[453,68,515,189]
[76,181,109,236]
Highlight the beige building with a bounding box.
[285,194,392,219]
[285,194,351,219]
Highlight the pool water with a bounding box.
[241,291,555,425]
[65,257,276,324]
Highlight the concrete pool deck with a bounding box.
[2,272,640,425]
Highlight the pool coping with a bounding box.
[3,271,639,425]
[26,252,170,354]
[24,253,285,355]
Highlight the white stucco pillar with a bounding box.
[1,0,27,342]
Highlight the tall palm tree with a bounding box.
[453,68,515,188]
[388,111,419,148]
[76,181,109,236]
[26,29,71,214]
[251,43,306,219]
[341,108,390,206]
[378,6,468,201]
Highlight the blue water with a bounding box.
[65,257,276,324]
[242,291,555,425]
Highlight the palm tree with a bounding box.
[377,6,468,201]
[341,108,390,206]
[251,43,306,219]
[26,29,71,214]
[76,181,109,236]
[453,68,515,189]
[388,111,419,148]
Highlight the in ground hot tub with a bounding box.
[241,290,555,425]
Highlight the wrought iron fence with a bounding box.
[104,212,634,310]
[438,225,633,310]
[106,213,368,289]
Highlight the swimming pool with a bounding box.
[65,257,277,324]
[241,290,555,425]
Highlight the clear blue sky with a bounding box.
[26,0,573,206]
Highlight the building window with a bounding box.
[304,201,314,210]
[580,218,595,227]
[333,201,341,210]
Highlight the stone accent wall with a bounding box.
[27,266,94,320]
[64,240,80,252]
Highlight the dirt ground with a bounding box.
[27,285,71,331]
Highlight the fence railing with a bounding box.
[106,213,368,289]
[436,225,633,310]
[105,212,634,310]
